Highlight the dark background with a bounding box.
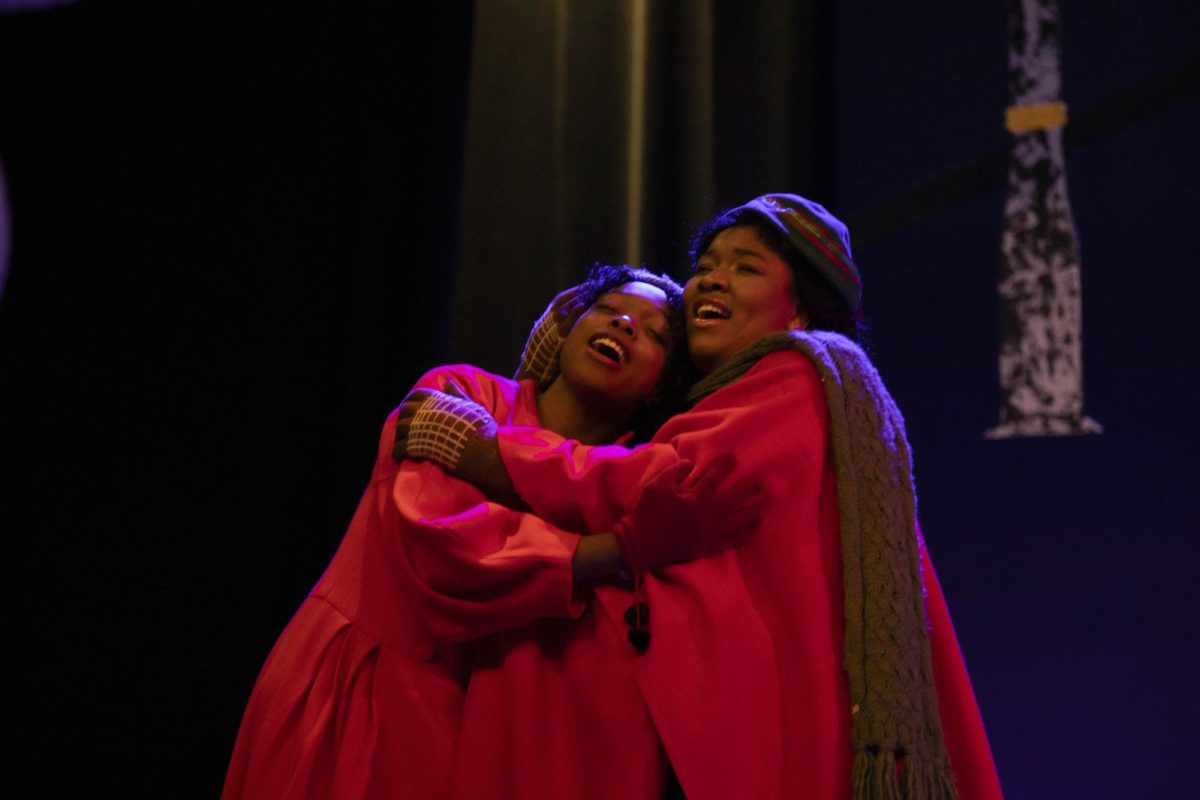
[3,2,1197,797]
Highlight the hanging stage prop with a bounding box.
[988,0,1101,438]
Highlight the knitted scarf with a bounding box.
[690,331,959,800]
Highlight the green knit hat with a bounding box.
[732,193,862,312]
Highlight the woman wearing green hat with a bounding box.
[399,194,1002,800]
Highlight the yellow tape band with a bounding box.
[1005,101,1068,134]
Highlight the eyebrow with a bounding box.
[732,247,766,260]
[700,246,767,261]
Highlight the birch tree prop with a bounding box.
[988,0,1101,439]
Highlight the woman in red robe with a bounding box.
[401,194,1004,799]
[220,266,753,799]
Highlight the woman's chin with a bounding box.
[561,370,648,410]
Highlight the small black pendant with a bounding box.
[624,602,650,626]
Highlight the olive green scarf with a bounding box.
[690,331,958,800]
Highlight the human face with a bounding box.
[558,281,673,406]
[684,225,804,374]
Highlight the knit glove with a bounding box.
[611,453,763,576]
[393,384,513,499]
[515,284,592,388]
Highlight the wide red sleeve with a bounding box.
[390,461,586,643]
[495,352,831,536]
[494,429,682,533]
[406,362,515,411]
[388,365,587,643]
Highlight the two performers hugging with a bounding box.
[222,194,1003,800]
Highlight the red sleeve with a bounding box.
[388,365,587,642]
[494,428,682,533]
[391,461,585,643]
[496,352,831,535]
[407,363,514,411]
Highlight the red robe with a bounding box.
[221,365,587,800]
[475,349,1003,799]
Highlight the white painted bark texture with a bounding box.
[988,0,1101,438]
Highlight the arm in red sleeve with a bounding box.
[383,365,588,643]
[495,351,830,544]
[390,460,587,643]
[494,427,682,533]
[406,363,514,414]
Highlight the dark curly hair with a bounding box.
[688,209,865,343]
[573,263,699,441]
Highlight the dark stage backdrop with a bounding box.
[1,3,473,797]
[453,0,835,373]
[3,2,1198,798]
[834,4,1200,798]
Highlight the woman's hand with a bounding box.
[515,284,591,387]
[393,381,515,500]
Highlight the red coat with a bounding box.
[481,349,1003,799]
[221,365,588,800]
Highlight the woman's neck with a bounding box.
[536,377,635,445]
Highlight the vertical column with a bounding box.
[625,0,648,268]
[988,0,1101,438]
[0,156,9,301]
